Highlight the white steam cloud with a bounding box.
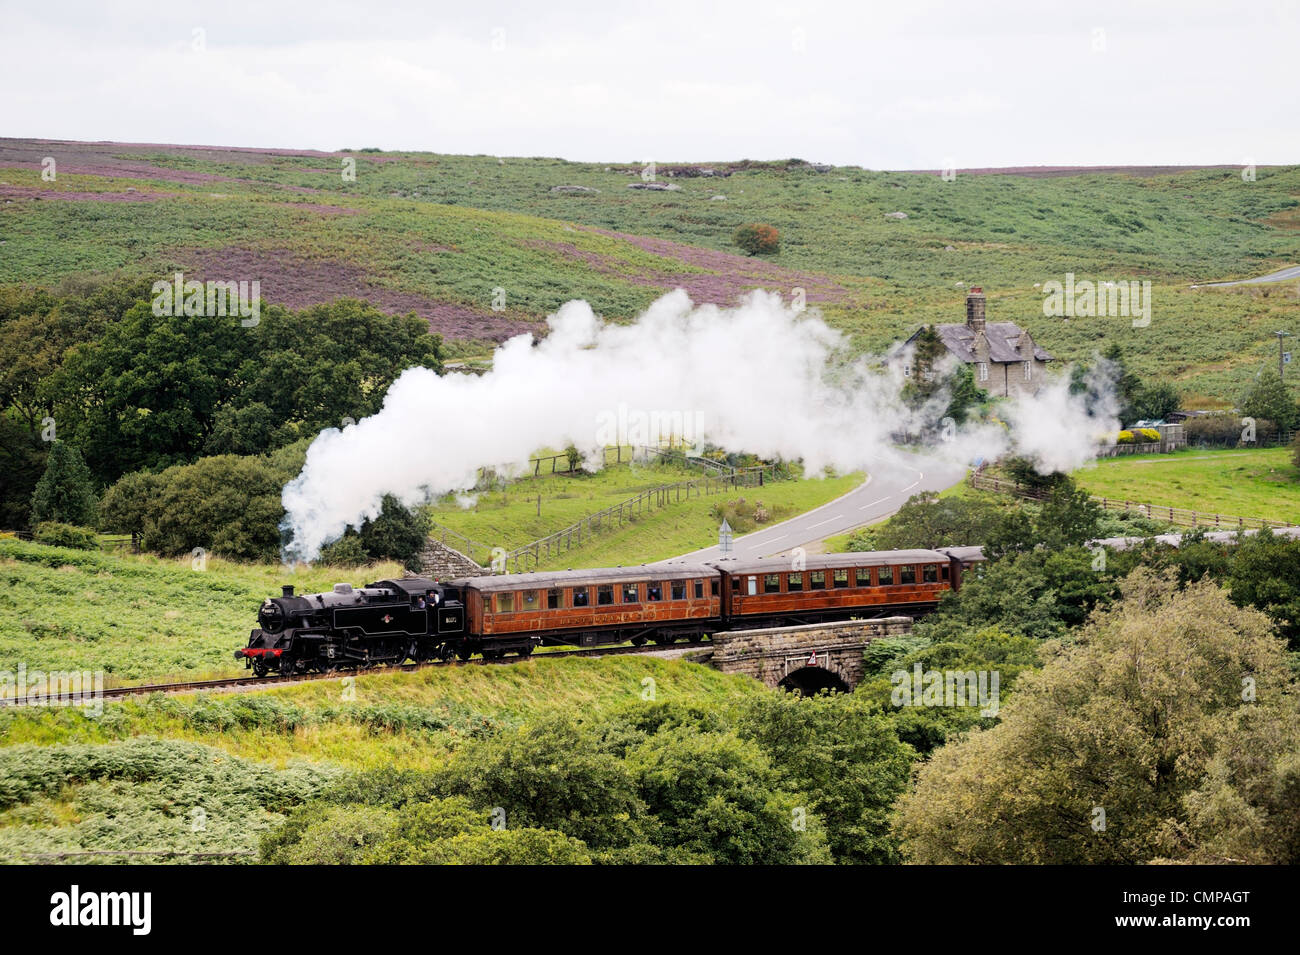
[280,290,1118,562]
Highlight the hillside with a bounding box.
[3,138,1299,401]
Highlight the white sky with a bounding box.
[3,0,1298,167]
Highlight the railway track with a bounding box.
[1,640,712,707]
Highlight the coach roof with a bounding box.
[708,550,951,576]
[449,563,717,593]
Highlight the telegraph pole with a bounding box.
[1277,330,1292,381]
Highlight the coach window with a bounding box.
[764,573,781,594]
[710,579,719,596]
[899,565,916,584]
[672,580,687,600]
[597,584,614,606]
[878,565,893,585]
[547,588,563,609]
[622,582,639,603]
[922,564,938,583]
[788,572,803,592]
[522,590,538,610]
[810,571,826,590]
[855,568,871,587]
[496,592,515,613]
[833,569,849,589]
[646,583,663,602]
[731,578,740,595]
[694,579,704,599]
[572,587,590,608]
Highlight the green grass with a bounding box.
[4,147,1300,402]
[0,538,405,682]
[0,655,760,770]
[1071,447,1300,522]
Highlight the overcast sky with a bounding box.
[4,0,1298,167]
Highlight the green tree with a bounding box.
[357,495,429,572]
[1035,479,1102,549]
[734,694,914,863]
[869,492,1007,550]
[1131,380,1181,421]
[30,440,98,527]
[141,454,286,559]
[1241,367,1297,430]
[894,570,1295,864]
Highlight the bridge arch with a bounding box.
[777,666,850,696]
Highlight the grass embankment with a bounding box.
[0,538,405,682]
[0,656,759,862]
[1071,447,1300,523]
[430,461,863,568]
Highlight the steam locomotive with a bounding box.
[236,547,986,677]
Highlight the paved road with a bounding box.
[1193,265,1300,288]
[661,456,969,564]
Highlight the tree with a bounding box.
[1131,380,1181,421]
[894,571,1296,864]
[732,223,780,255]
[1226,529,1300,647]
[29,440,97,527]
[868,492,1006,550]
[1099,344,1142,426]
[357,495,429,572]
[734,693,915,863]
[1241,368,1297,430]
[1035,479,1102,549]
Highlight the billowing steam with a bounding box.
[281,290,1117,562]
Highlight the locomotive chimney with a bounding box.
[966,287,986,332]
[282,585,295,597]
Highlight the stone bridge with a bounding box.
[705,617,914,694]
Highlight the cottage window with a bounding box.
[1024,360,1032,380]
[977,361,989,382]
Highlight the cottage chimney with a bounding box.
[966,287,986,331]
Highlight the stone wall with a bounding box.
[708,616,914,690]
[418,537,487,580]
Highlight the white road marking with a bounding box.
[858,497,891,510]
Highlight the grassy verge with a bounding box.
[1071,447,1300,523]
[0,538,405,682]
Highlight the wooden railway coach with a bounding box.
[710,548,966,626]
[449,563,722,652]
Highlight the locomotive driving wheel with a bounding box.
[252,661,268,678]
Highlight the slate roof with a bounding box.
[921,322,1053,364]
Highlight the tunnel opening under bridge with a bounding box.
[777,666,850,696]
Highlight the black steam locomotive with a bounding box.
[234,577,467,677]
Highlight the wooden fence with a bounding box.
[969,471,1294,532]
[433,461,789,575]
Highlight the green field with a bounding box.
[429,458,862,569]
[4,142,1300,402]
[1071,447,1300,522]
[0,538,406,682]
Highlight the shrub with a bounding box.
[29,441,98,527]
[1137,427,1161,442]
[1116,430,1135,444]
[732,223,780,255]
[31,522,99,551]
